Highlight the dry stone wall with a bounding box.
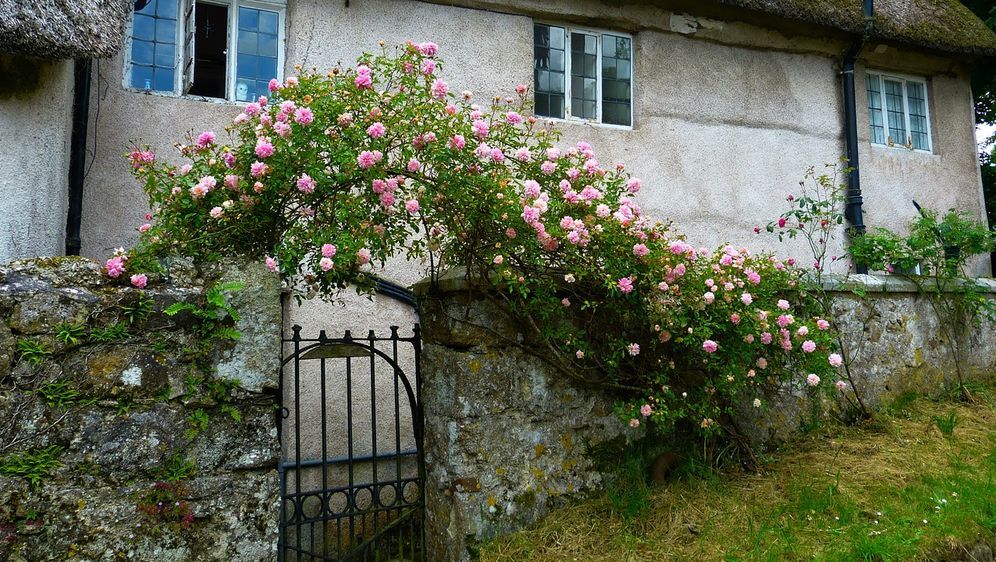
[0,257,281,561]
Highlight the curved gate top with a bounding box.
[278,324,425,562]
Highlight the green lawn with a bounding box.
[481,386,996,561]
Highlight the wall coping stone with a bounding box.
[820,273,996,294]
[413,269,996,297]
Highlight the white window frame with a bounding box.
[866,70,933,153]
[123,0,286,103]
[534,22,634,130]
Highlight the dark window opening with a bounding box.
[188,2,228,98]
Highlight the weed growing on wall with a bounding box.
[115,42,846,449]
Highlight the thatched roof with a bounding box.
[715,0,996,56]
[0,0,132,59]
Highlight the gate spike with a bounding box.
[318,330,328,342]
[291,325,302,341]
[343,329,352,341]
[368,329,376,339]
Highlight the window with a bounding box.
[125,0,285,101]
[866,72,931,151]
[533,24,633,127]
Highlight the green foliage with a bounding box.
[37,380,81,409]
[0,446,63,488]
[185,409,209,438]
[164,281,244,343]
[155,454,197,482]
[16,337,51,366]
[54,322,86,346]
[932,411,959,439]
[114,396,135,416]
[849,209,996,280]
[88,322,129,343]
[120,294,155,325]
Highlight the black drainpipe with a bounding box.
[65,58,92,256]
[841,0,874,273]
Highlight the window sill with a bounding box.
[870,142,934,156]
[123,87,246,106]
[538,115,634,131]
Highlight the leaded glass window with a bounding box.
[866,72,931,151]
[130,0,178,92]
[533,24,633,126]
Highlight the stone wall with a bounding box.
[415,276,634,562]
[415,272,996,561]
[0,257,281,561]
[747,274,996,443]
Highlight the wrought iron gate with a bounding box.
[278,324,425,561]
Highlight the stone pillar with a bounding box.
[414,272,630,561]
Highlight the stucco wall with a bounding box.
[80,0,988,273]
[0,55,74,265]
[78,0,991,475]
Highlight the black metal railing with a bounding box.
[278,325,425,561]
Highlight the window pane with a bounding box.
[570,32,597,119]
[156,0,177,19]
[238,53,258,78]
[132,39,154,65]
[188,2,229,98]
[259,10,278,34]
[131,65,153,89]
[133,14,155,40]
[883,78,907,145]
[259,56,277,80]
[129,3,176,94]
[534,24,565,119]
[155,16,175,41]
[866,74,885,145]
[259,33,277,58]
[549,49,564,72]
[153,66,174,91]
[601,34,631,126]
[535,93,549,116]
[239,7,259,30]
[155,42,175,66]
[550,71,564,93]
[137,0,157,15]
[239,30,258,54]
[907,81,929,150]
[236,7,280,88]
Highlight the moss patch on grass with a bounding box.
[480,387,996,561]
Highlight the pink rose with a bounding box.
[702,340,718,353]
[130,273,148,289]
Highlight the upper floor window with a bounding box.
[533,24,633,127]
[866,72,931,151]
[125,0,285,101]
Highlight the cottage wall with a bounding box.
[80,0,988,271]
[0,55,74,265]
[75,0,992,471]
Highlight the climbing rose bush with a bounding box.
[122,42,840,436]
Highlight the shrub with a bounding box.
[116,42,842,439]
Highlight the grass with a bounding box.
[480,389,996,562]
